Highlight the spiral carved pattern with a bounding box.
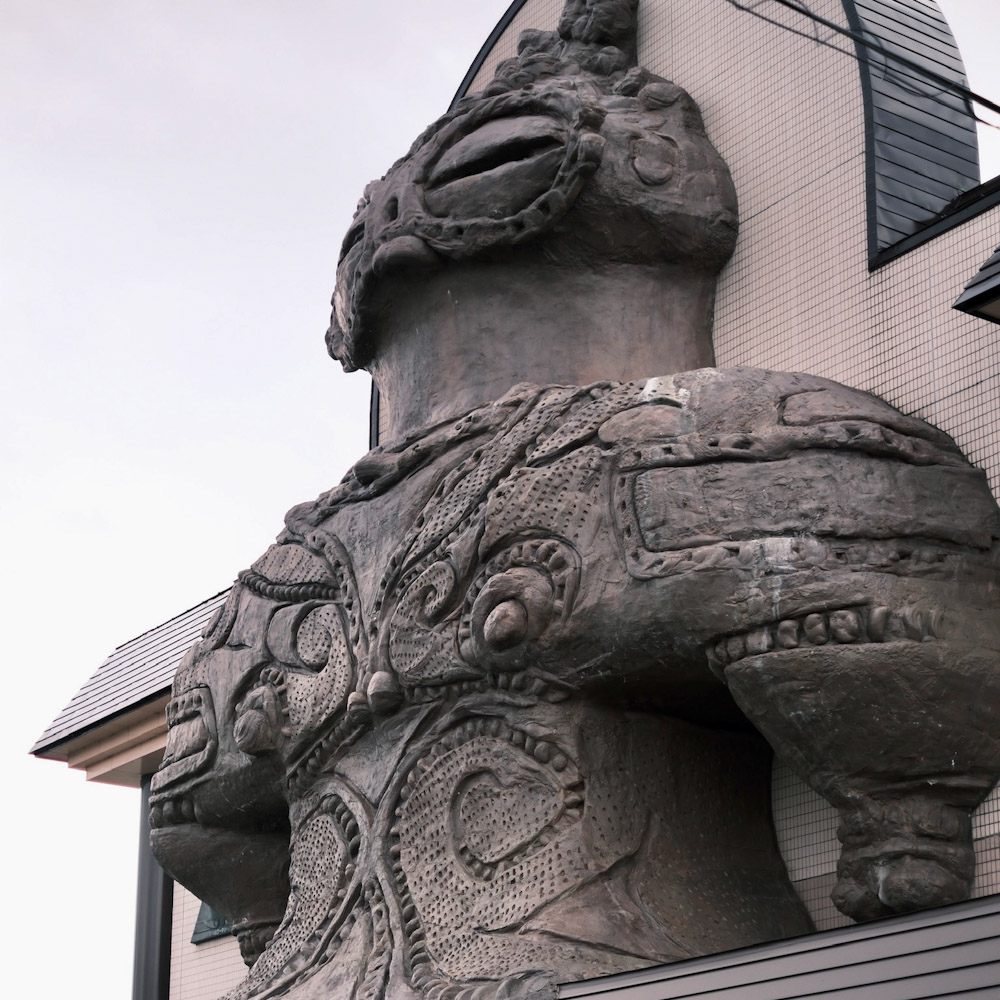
[393,717,586,982]
[459,539,580,672]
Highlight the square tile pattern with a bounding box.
[170,885,247,1000]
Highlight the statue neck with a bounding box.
[366,258,719,442]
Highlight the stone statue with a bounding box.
[149,2,1000,998]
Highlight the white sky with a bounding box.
[2,2,998,997]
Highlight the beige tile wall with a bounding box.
[465,0,1000,925]
[169,884,246,1000]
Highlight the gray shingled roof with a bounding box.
[31,589,230,756]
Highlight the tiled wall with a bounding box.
[170,884,246,1000]
[465,0,999,489]
[861,216,1000,496]
[465,0,1000,926]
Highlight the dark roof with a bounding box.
[846,0,981,259]
[954,243,1000,321]
[560,894,1000,999]
[31,589,230,756]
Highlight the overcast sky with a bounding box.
[3,2,998,997]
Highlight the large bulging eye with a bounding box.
[424,116,567,220]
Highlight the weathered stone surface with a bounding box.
[150,372,1000,996]
[149,2,1000,998]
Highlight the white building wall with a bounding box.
[169,884,247,1000]
[467,0,999,496]
[467,0,1000,926]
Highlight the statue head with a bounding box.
[327,0,737,373]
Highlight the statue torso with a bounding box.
[152,369,1000,999]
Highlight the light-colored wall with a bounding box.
[467,0,1000,495]
[467,0,1000,926]
[169,884,247,1000]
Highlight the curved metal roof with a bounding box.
[845,0,979,257]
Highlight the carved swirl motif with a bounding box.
[224,794,361,999]
[387,560,463,684]
[394,717,584,982]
